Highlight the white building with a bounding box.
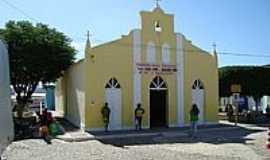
[220,96,270,112]
[0,39,14,156]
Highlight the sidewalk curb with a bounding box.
[56,126,240,142]
[55,134,95,142]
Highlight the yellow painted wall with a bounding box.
[183,40,218,124]
[85,35,134,129]
[140,8,178,127]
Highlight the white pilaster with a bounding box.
[176,33,184,126]
[132,30,142,114]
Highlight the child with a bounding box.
[190,104,200,138]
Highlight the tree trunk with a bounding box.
[15,99,27,118]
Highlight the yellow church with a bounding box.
[55,5,218,131]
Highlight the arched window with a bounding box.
[192,79,204,90]
[150,76,167,89]
[162,43,170,64]
[147,41,156,64]
[105,78,121,88]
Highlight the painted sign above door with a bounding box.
[136,63,177,75]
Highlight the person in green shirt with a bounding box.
[135,103,145,130]
[190,104,200,137]
[101,102,111,132]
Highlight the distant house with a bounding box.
[0,39,14,156]
[10,85,55,111]
[44,84,55,110]
[220,96,270,113]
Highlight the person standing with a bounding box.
[40,108,51,144]
[190,104,200,138]
[266,105,270,118]
[135,103,145,130]
[227,104,234,122]
[101,102,111,132]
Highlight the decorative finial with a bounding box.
[86,30,90,41]
[85,30,92,54]
[212,42,218,66]
[155,0,161,8]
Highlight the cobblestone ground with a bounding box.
[2,127,270,160]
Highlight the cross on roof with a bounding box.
[86,30,91,41]
[212,42,217,52]
[155,0,161,8]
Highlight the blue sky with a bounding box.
[1,0,270,67]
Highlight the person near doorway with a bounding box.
[135,103,145,130]
[266,105,270,118]
[227,104,234,122]
[190,104,200,138]
[101,102,111,132]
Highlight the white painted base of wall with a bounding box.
[168,124,180,127]
[85,122,218,132]
[80,123,86,130]
[85,125,150,132]
[182,121,219,127]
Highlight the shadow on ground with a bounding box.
[95,126,264,148]
[56,118,80,132]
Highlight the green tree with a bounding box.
[219,66,270,110]
[0,20,75,110]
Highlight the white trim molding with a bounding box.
[176,33,185,126]
[162,43,170,64]
[85,128,105,132]
[133,30,142,122]
[146,41,156,64]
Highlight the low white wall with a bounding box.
[55,60,85,128]
[0,40,14,156]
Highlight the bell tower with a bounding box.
[140,4,174,35]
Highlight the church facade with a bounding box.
[55,6,218,131]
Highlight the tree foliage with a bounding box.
[219,66,270,101]
[0,20,75,105]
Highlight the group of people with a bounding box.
[101,102,201,137]
[38,108,54,143]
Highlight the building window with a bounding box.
[105,78,121,88]
[162,43,170,64]
[147,42,156,64]
[192,79,204,90]
[150,76,167,89]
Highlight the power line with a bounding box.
[2,0,269,59]
[92,41,270,58]
[218,52,270,58]
[1,0,38,22]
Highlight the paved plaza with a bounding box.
[2,123,270,160]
